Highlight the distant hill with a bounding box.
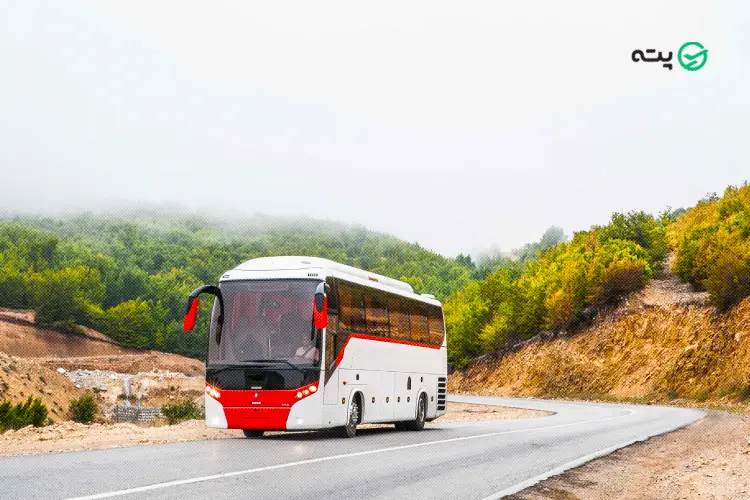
[0,211,472,360]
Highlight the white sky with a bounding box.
[1,1,748,256]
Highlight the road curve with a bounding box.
[1,395,704,500]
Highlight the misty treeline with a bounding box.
[0,213,473,359]
[445,183,750,369]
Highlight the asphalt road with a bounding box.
[1,395,704,500]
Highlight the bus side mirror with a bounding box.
[314,283,327,329]
[184,297,200,331]
[183,284,223,334]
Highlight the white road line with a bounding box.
[65,409,635,500]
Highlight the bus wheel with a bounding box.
[343,396,361,438]
[406,394,427,431]
[243,430,264,438]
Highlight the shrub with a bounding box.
[161,399,204,425]
[0,397,48,432]
[670,183,750,310]
[598,211,668,268]
[69,392,99,423]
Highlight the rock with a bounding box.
[56,368,66,374]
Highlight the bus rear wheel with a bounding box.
[243,430,264,438]
[405,394,427,431]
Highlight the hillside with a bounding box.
[0,212,473,360]
[0,310,205,424]
[450,268,750,408]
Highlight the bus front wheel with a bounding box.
[243,430,264,438]
[342,396,361,438]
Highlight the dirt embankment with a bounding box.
[0,310,204,422]
[450,270,750,409]
[0,353,86,420]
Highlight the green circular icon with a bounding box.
[678,42,708,71]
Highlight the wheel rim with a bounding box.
[417,397,425,423]
[347,400,359,432]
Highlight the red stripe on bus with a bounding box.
[333,333,443,368]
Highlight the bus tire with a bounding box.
[342,394,361,438]
[406,394,427,431]
[243,430,264,438]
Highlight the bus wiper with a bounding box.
[240,359,304,374]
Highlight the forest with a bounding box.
[1,183,748,368]
[0,212,474,359]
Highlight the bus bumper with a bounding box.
[204,391,325,431]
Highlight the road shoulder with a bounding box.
[511,411,750,500]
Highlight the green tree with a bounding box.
[29,266,105,325]
[104,299,155,348]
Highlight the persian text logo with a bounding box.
[632,41,708,71]
[677,42,708,71]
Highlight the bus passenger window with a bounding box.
[365,293,389,337]
[410,304,429,344]
[428,305,445,346]
[388,297,411,341]
[339,282,366,333]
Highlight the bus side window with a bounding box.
[365,292,389,337]
[428,305,445,347]
[388,297,411,341]
[339,282,366,334]
[410,303,430,344]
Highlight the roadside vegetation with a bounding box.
[669,184,750,310]
[68,393,99,424]
[445,211,668,368]
[161,399,204,425]
[0,397,48,432]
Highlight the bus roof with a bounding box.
[230,256,439,304]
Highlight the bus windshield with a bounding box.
[208,279,321,366]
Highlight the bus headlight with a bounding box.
[295,384,318,400]
[205,384,221,399]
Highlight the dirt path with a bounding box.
[0,402,548,457]
[512,412,750,500]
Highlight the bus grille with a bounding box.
[437,377,447,411]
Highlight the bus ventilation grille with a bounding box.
[437,377,447,411]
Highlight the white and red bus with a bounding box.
[184,256,447,438]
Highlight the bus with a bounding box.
[183,256,447,438]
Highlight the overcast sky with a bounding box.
[1,1,748,256]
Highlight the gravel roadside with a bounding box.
[511,411,750,500]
